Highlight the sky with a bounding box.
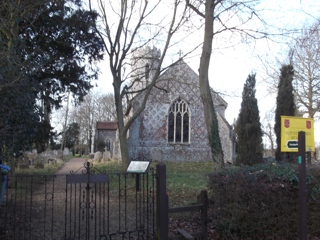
[93,0,320,146]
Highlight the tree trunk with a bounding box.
[113,77,131,171]
[118,129,130,171]
[199,0,224,169]
[61,91,70,150]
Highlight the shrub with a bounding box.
[208,163,320,239]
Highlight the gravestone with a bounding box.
[63,148,70,156]
[102,151,111,162]
[94,152,103,162]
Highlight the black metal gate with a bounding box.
[0,162,156,239]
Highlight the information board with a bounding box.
[280,116,315,152]
[126,161,150,173]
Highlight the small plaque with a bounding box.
[126,161,150,173]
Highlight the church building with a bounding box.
[95,47,235,163]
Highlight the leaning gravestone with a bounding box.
[93,152,103,162]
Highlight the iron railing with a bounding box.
[0,162,155,240]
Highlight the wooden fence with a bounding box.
[156,164,208,239]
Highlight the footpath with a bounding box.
[55,157,87,175]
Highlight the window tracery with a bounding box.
[168,97,190,144]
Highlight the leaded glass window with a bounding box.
[168,97,190,143]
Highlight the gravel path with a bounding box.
[55,157,87,175]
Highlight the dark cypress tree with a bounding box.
[274,64,295,162]
[235,73,263,165]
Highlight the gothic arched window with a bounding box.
[168,97,190,143]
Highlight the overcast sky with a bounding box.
[94,0,320,145]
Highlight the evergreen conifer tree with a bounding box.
[235,73,263,165]
[274,65,296,161]
[0,0,103,159]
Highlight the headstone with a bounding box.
[94,152,103,162]
[27,152,37,161]
[35,162,44,169]
[56,150,63,158]
[63,148,70,156]
[102,152,111,162]
[48,158,57,165]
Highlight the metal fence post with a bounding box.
[298,131,307,240]
[156,164,168,240]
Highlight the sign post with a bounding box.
[126,161,150,192]
[298,131,307,240]
[280,117,313,238]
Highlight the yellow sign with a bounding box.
[280,116,315,152]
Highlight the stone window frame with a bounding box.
[167,97,191,144]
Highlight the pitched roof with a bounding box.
[161,60,228,108]
[96,121,118,130]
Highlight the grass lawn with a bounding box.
[94,160,215,206]
[161,161,213,206]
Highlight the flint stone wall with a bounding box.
[127,60,234,163]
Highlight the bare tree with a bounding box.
[292,20,320,118]
[186,0,268,169]
[56,89,118,152]
[69,91,98,153]
[261,109,276,157]
[96,93,117,122]
[89,0,191,169]
[263,122,275,156]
